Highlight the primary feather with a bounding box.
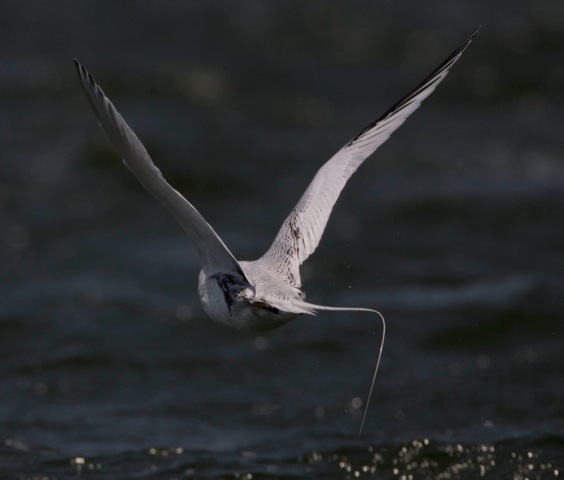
[259,28,478,288]
[75,60,249,282]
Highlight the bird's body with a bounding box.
[198,261,302,332]
[75,28,477,433]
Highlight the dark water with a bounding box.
[1,2,563,478]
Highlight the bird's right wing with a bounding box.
[75,60,248,281]
[259,28,478,286]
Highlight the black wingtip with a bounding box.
[74,59,87,84]
[464,25,481,45]
[345,27,479,147]
[456,25,481,55]
[73,59,97,94]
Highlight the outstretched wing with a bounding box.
[75,60,248,281]
[259,28,478,286]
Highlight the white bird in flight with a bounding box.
[75,27,477,435]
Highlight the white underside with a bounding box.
[198,268,300,332]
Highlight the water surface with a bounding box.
[1,1,563,478]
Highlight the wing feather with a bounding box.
[260,28,478,285]
[75,60,247,281]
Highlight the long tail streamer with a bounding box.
[293,300,386,436]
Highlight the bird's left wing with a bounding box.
[75,60,248,281]
[259,28,478,285]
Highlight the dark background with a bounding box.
[1,1,563,478]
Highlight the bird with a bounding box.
[75,27,477,435]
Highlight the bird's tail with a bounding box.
[290,299,386,437]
